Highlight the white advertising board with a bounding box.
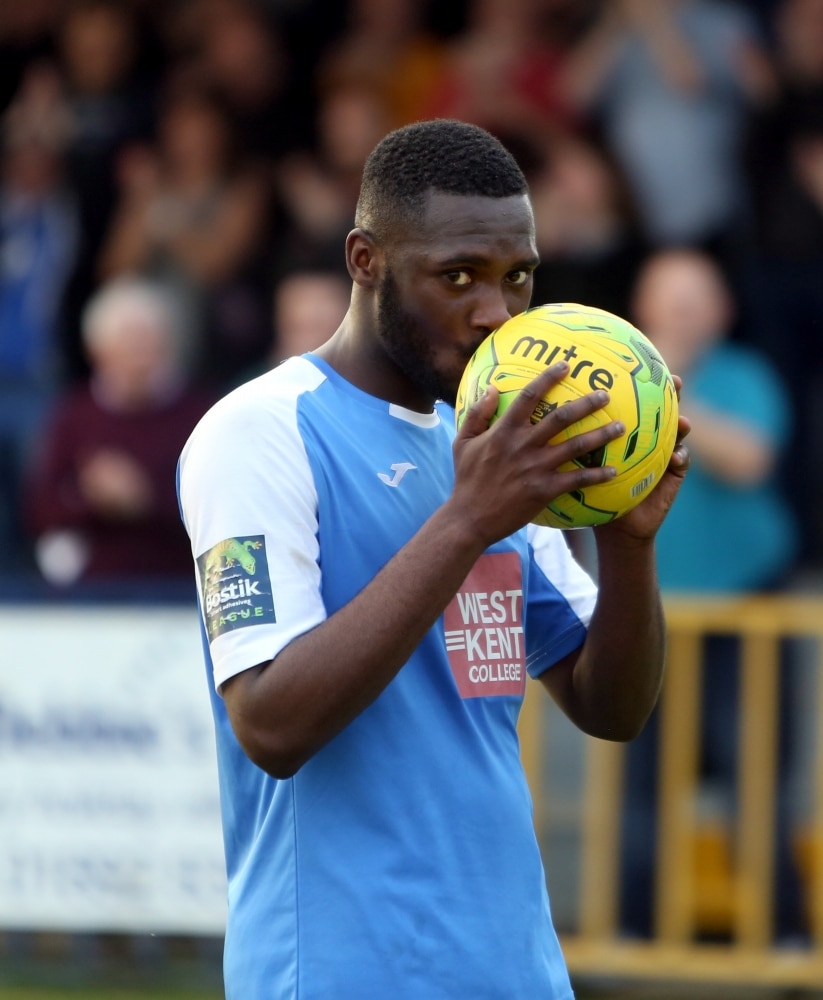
[0,604,227,934]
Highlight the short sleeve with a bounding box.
[523,525,598,678]
[178,363,328,690]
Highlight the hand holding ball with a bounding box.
[455,303,679,529]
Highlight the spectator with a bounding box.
[528,127,649,318]
[741,0,823,570]
[562,0,776,263]
[635,250,798,588]
[164,0,312,163]
[270,268,350,364]
[229,268,351,389]
[270,82,390,281]
[424,0,595,142]
[316,0,448,131]
[745,0,823,262]
[0,0,61,115]
[54,0,159,377]
[619,248,804,943]
[97,82,272,387]
[0,60,78,576]
[24,277,214,590]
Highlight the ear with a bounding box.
[346,228,382,288]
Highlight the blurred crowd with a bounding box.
[1,0,822,594]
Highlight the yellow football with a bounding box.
[455,302,679,529]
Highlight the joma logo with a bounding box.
[377,462,417,487]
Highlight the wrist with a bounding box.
[594,528,657,573]
[430,501,494,563]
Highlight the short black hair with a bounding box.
[355,119,529,243]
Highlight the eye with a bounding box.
[445,270,472,286]
[507,269,532,287]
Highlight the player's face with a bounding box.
[377,191,538,407]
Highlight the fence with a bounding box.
[4,594,823,990]
[520,594,823,990]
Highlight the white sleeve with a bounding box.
[178,369,326,691]
[527,522,598,626]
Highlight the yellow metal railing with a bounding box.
[521,594,823,987]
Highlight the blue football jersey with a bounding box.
[178,355,596,999]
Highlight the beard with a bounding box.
[376,267,458,406]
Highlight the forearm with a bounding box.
[222,502,489,777]
[560,534,665,741]
[560,12,622,109]
[97,204,153,280]
[639,14,703,93]
[167,190,264,283]
[27,460,90,534]
[685,406,774,484]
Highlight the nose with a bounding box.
[470,286,514,337]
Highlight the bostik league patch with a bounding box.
[197,535,276,641]
[444,552,526,699]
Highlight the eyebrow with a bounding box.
[437,253,541,270]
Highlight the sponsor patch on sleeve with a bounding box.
[197,535,276,641]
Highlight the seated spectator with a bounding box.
[636,249,798,591]
[229,268,351,389]
[270,268,350,365]
[24,277,215,590]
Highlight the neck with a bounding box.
[314,318,435,414]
